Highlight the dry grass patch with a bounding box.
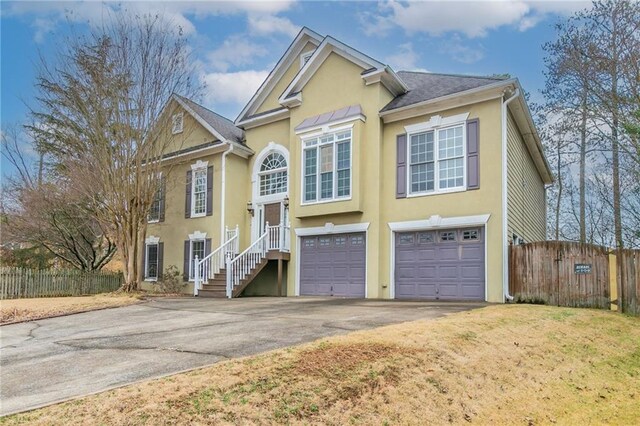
[2,305,639,425]
[0,293,143,324]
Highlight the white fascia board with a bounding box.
[295,222,370,236]
[380,79,516,123]
[236,108,290,130]
[235,28,322,124]
[388,214,490,232]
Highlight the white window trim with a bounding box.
[190,160,208,218]
[388,214,490,301]
[406,114,468,197]
[172,112,184,135]
[301,128,353,206]
[144,237,160,282]
[294,222,369,298]
[188,231,207,281]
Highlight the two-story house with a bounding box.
[142,28,552,303]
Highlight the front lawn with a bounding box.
[0,293,143,325]
[3,305,638,425]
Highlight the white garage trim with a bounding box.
[294,222,369,297]
[388,214,490,300]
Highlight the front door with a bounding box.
[263,202,281,248]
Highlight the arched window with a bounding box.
[259,153,288,196]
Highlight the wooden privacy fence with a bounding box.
[509,241,639,315]
[0,268,123,299]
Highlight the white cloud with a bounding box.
[360,0,591,39]
[208,35,268,72]
[201,69,268,107]
[442,36,485,64]
[4,1,298,43]
[385,43,428,71]
[247,14,300,38]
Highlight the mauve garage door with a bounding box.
[300,233,366,297]
[395,228,485,300]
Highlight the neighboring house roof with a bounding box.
[295,105,364,132]
[381,71,507,112]
[173,94,244,143]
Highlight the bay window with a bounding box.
[303,130,351,203]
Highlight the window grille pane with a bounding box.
[319,237,331,246]
[304,149,317,202]
[260,170,287,196]
[320,172,333,199]
[399,234,414,245]
[462,229,479,240]
[440,231,455,241]
[320,144,333,173]
[438,126,464,159]
[146,244,158,278]
[193,169,207,214]
[438,157,464,189]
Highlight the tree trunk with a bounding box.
[555,138,563,241]
[611,9,624,250]
[579,89,587,243]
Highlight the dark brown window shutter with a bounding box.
[183,240,190,281]
[206,166,213,216]
[396,134,407,198]
[159,176,166,222]
[185,170,192,218]
[467,118,480,190]
[205,238,212,257]
[141,244,147,280]
[157,242,164,280]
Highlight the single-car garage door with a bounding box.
[395,228,484,300]
[300,233,366,297]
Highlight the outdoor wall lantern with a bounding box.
[246,201,254,216]
[283,196,290,209]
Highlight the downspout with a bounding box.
[220,142,234,239]
[502,88,520,302]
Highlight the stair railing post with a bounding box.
[235,224,240,254]
[193,255,199,296]
[225,252,232,298]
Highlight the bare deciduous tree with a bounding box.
[29,13,199,290]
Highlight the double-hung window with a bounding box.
[192,167,207,216]
[303,129,351,203]
[409,123,465,195]
[189,239,205,280]
[145,243,159,280]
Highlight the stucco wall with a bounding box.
[380,99,505,303]
[506,110,546,243]
[255,41,317,115]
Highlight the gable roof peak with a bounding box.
[171,94,244,143]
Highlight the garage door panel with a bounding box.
[461,246,483,261]
[300,232,366,297]
[395,228,485,301]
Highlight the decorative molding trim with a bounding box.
[191,159,209,170]
[189,230,207,240]
[404,112,469,134]
[388,214,490,232]
[295,222,369,236]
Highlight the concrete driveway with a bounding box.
[0,297,484,415]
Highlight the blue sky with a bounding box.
[1,0,591,173]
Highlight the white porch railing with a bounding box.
[225,222,290,298]
[193,225,239,296]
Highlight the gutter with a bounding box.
[502,87,520,302]
[220,143,234,239]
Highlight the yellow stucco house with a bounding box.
[143,28,552,303]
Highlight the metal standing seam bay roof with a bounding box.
[381,71,508,112]
[295,105,364,132]
[174,94,245,143]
